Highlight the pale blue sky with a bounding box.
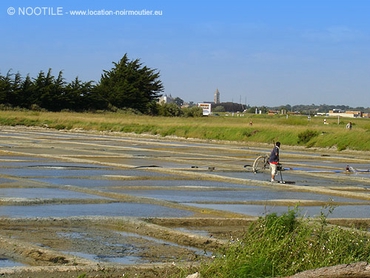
[1,0,370,107]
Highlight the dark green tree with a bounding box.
[31,69,67,111]
[20,74,35,108]
[213,105,225,112]
[49,70,66,111]
[40,69,67,111]
[0,70,13,105]
[31,70,49,108]
[9,72,23,106]
[95,54,164,113]
[65,77,95,111]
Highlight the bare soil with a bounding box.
[0,216,255,277]
[1,217,369,278]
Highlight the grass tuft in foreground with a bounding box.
[196,207,370,278]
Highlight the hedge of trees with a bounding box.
[0,54,170,115]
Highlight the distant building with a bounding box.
[198,103,212,116]
[158,94,174,105]
[214,89,220,104]
[328,110,362,118]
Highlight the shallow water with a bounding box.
[66,251,141,264]
[184,203,370,218]
[1,128,370,221]
[0,188,110,200]
[0,258,25,268]
[119,188,361,204]
[0,203,193,218]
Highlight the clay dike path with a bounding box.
[0,126,369,277]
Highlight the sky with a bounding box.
[1,0,370,108]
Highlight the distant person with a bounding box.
[269,142,280,182]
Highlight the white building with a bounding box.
[328,110,363,118]
[158,94,174,104]
[198,103,212,116]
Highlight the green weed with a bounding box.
[197,207,370,278]
[297,129,319,144]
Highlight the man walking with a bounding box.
[269,142,280,182]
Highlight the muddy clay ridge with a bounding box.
[0,126,370,277]
[0,216,253,277]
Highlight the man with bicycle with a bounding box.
[269,142,280,182]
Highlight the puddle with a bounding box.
[184,203,370,218]
[214,170,370,187]
[31,172,173,188]
[124,157,190,168]
[0,203,193,218]
[57,232,87,239]
[32,178,131,188]
[56,231,143,264]
[104,179,248,189]
[118,231,208,258]
[0,257,25,267]
[67,251,141,264]
[57,230,207,265]
[118,188,362,204]
[174,228,210,237]
[27,164,108,170]
[0,167,123,178]
[0,178,14,184]
[0,188,110,200]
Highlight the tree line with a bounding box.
[0,54,203,116]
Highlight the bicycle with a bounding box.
[249,154,294,184]
[252,154,270,173]
[252,154,284,173]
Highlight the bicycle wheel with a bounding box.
[253,155,269,173]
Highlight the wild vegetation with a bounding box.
[190,207,370,278]
[0,110,369,151]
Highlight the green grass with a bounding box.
[0,110,369,151]
[195,207,370,278]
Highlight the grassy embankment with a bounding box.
[0,110,369,151]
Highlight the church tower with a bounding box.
[214,88,220,104]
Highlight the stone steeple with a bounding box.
[214,89,220,104]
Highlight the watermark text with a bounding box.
[7,6,163,17]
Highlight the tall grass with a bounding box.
[197,207,370,278]
[0,111,369,151]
